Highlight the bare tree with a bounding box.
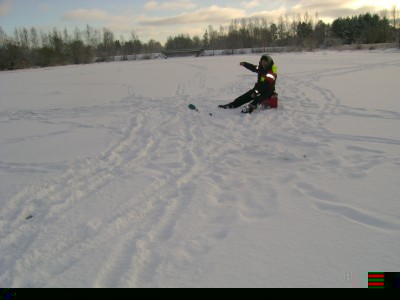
[102,28,115,59]
[277,16,286,46]
[30,27,39,49]
[84,24,99,48]
[315,11,319,28]
[20,28,29,49]
[40,30,49,48]
[303,11,311,25]
[0,26,8,45]
[261,17,269,49]
[240,18,250,48]
[393,4,400,47]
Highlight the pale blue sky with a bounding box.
[0,0,397,44]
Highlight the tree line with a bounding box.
[0,25,162,70]
[168,10,399,51]
[1,9,399,70]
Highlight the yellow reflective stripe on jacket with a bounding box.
[272,64,277,75]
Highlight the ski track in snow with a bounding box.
[286,58,400,235]
[0,66,263,287]
[281,56,400,232]
[0,52,399,287]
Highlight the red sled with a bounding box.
[260,92,278,109]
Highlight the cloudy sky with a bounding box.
[0,0,397,44]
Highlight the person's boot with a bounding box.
[218,103,232,109]
[241,104,256,114]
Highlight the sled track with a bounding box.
[0,77,244,287]
[278,57,400,232]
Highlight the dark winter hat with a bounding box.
[260,54,272,63]
[260,54,273,69]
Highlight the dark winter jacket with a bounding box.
[241,61,276,97]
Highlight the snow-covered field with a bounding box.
[0,50,399,288]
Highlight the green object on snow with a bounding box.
[188,104,199,112]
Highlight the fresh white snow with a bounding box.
[0,50,399,288]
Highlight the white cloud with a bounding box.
[140,5,246,26]
[241,0,262,9]
[0,0,12,16]
[63,8,132,23]
[144,0,197,11]
[63,9,111,21]
[244,0,394,24]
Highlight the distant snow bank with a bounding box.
[111,43,400,62]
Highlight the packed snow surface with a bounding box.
[0,50,399,287]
